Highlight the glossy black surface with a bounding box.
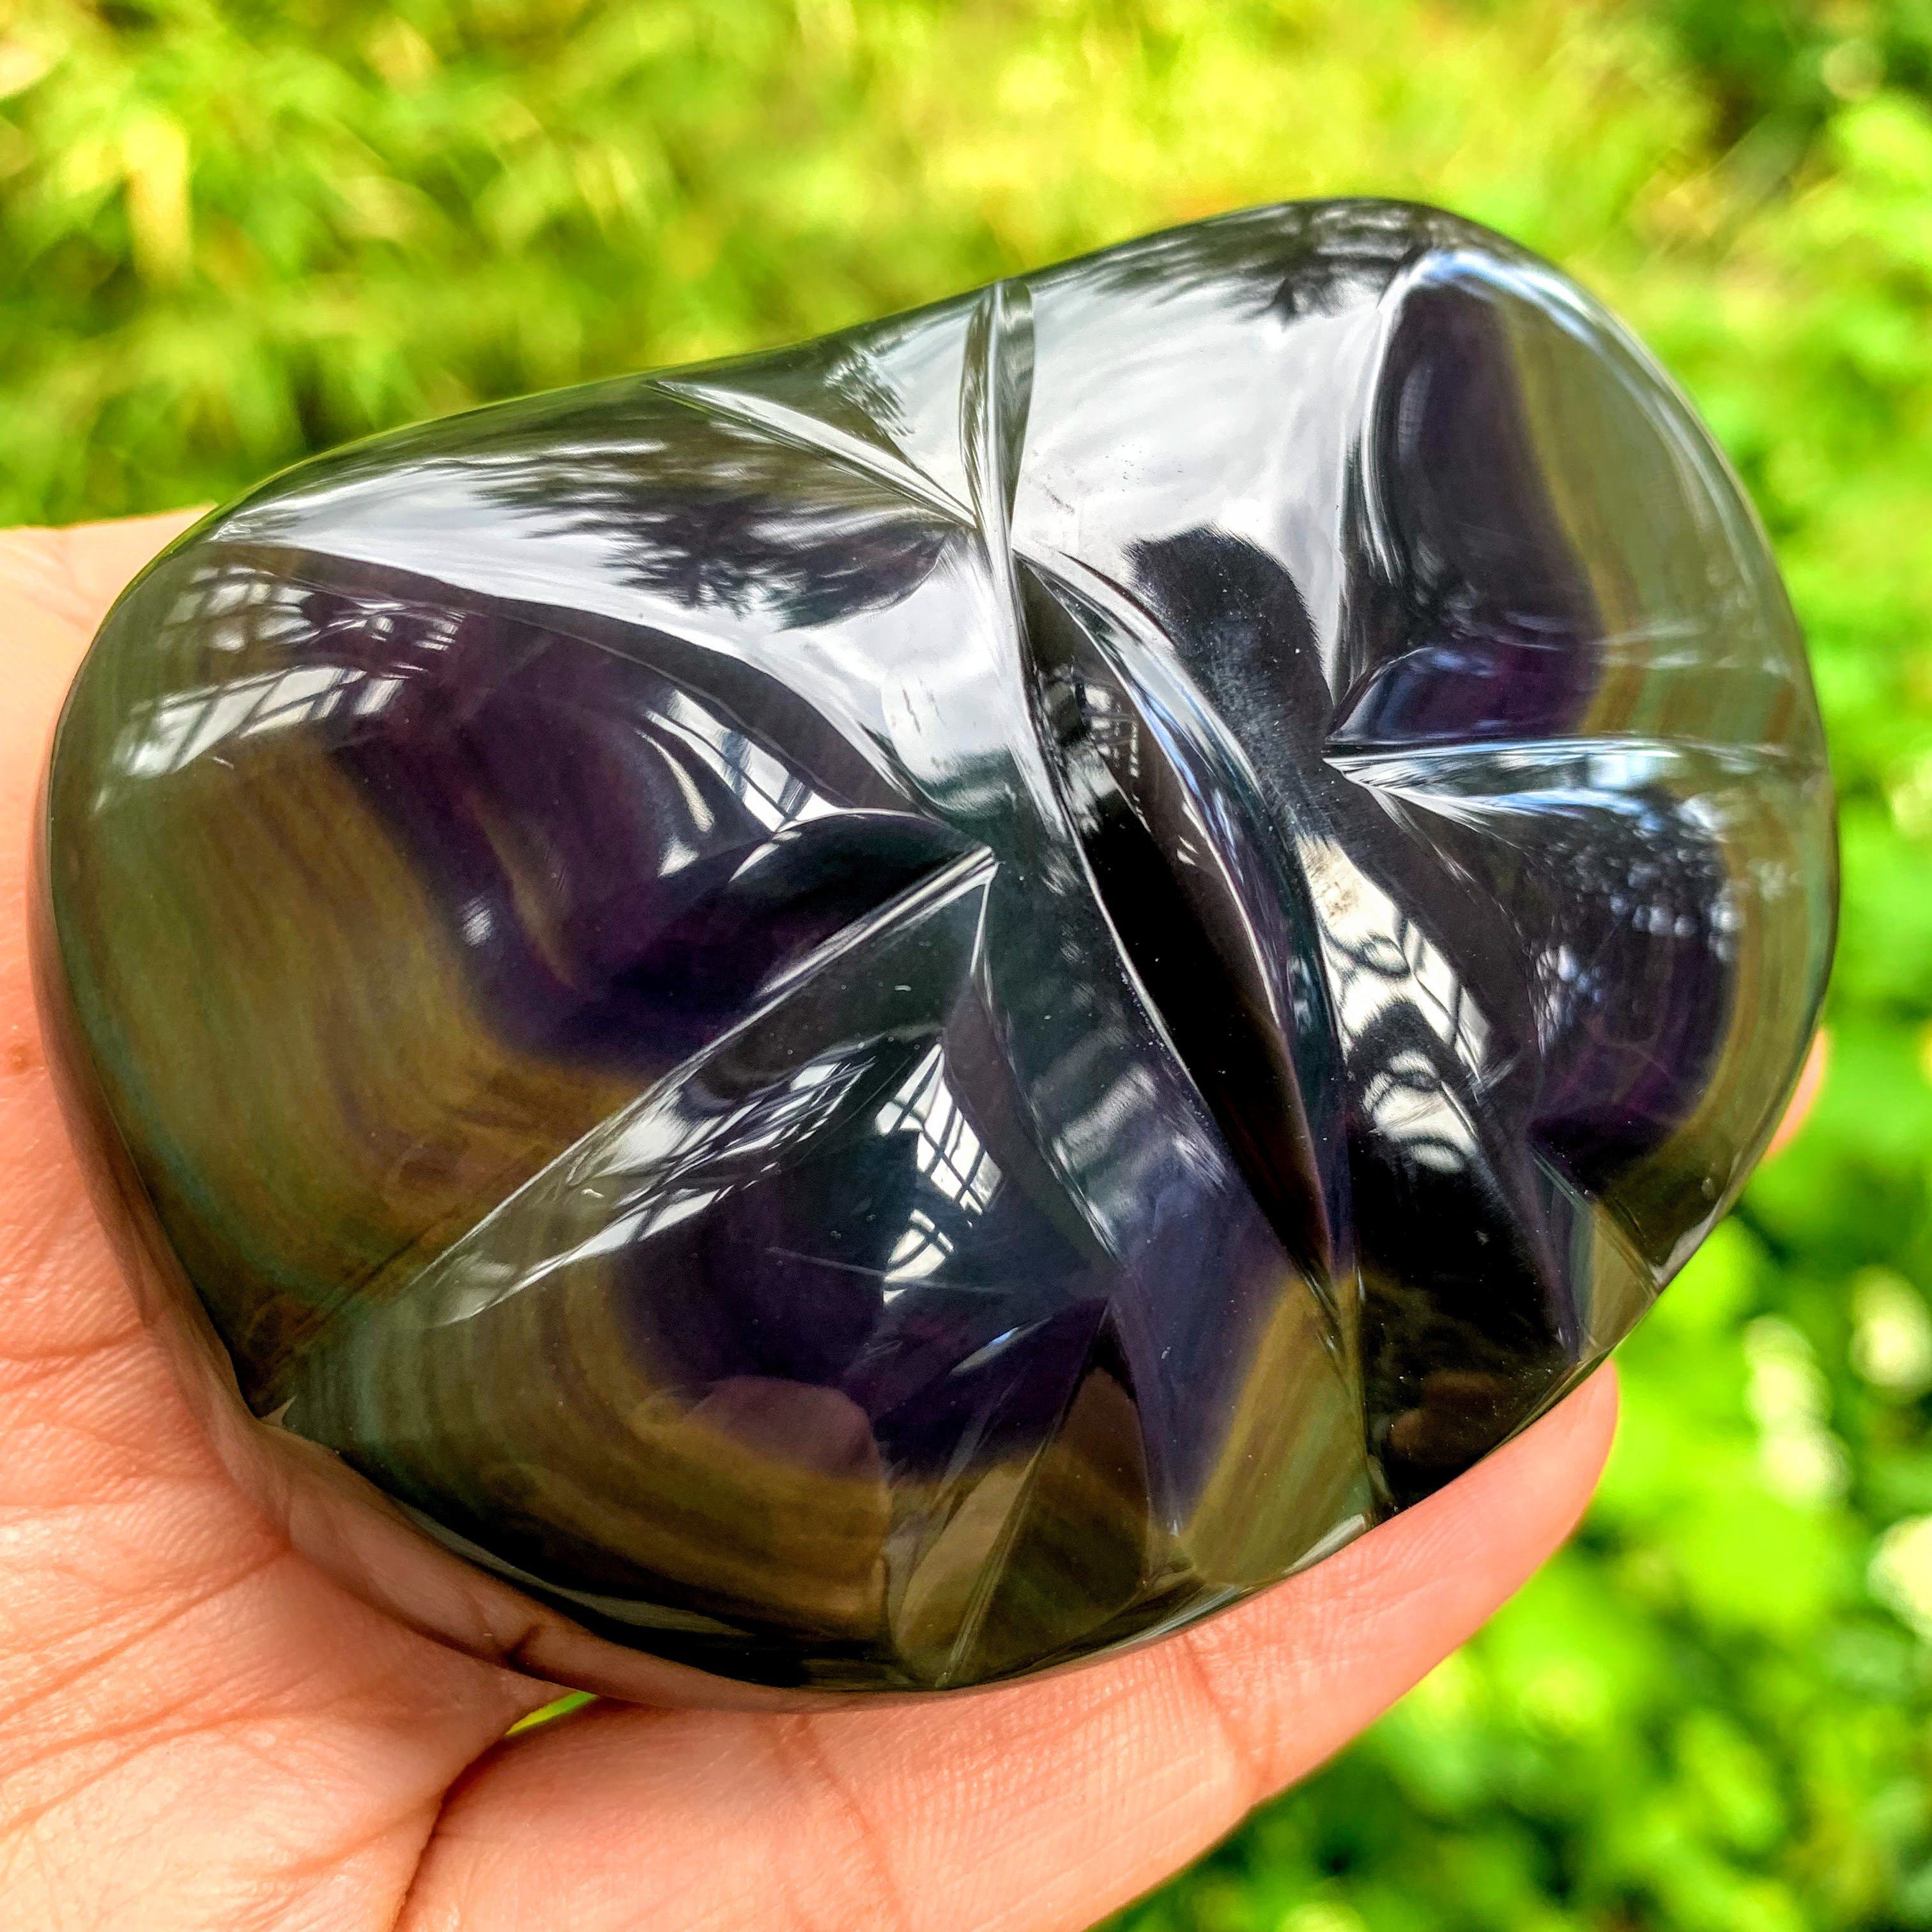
[39,201,1836,1694]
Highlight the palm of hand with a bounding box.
[0,514,1616,1932]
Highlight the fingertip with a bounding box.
[54,508,208,606]
[1,510,208,804]
[1382,1364,1618,1590]
[1767,1028,1829,1159]
[1123,1369,1613,1809]
[1527,1360,1620,1495]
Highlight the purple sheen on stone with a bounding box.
[33,200,1836,1699]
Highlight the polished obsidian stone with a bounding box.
[36,200,1836,1697]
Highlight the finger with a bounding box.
[0,510,203,665]
[1765,1029,1828,1160]
[401,1367,1616,1932]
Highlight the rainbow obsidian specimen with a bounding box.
[36,201,1836,1697]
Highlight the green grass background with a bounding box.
[6,1,1931,1924]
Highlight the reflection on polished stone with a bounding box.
[37,200,1836,1696]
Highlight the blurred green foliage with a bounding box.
[4,0,1931,1925]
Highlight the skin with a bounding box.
[5,507,1788,1932]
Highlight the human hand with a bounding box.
[0,512,1623,1932]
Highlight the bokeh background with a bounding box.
[3,1,1929,1925]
